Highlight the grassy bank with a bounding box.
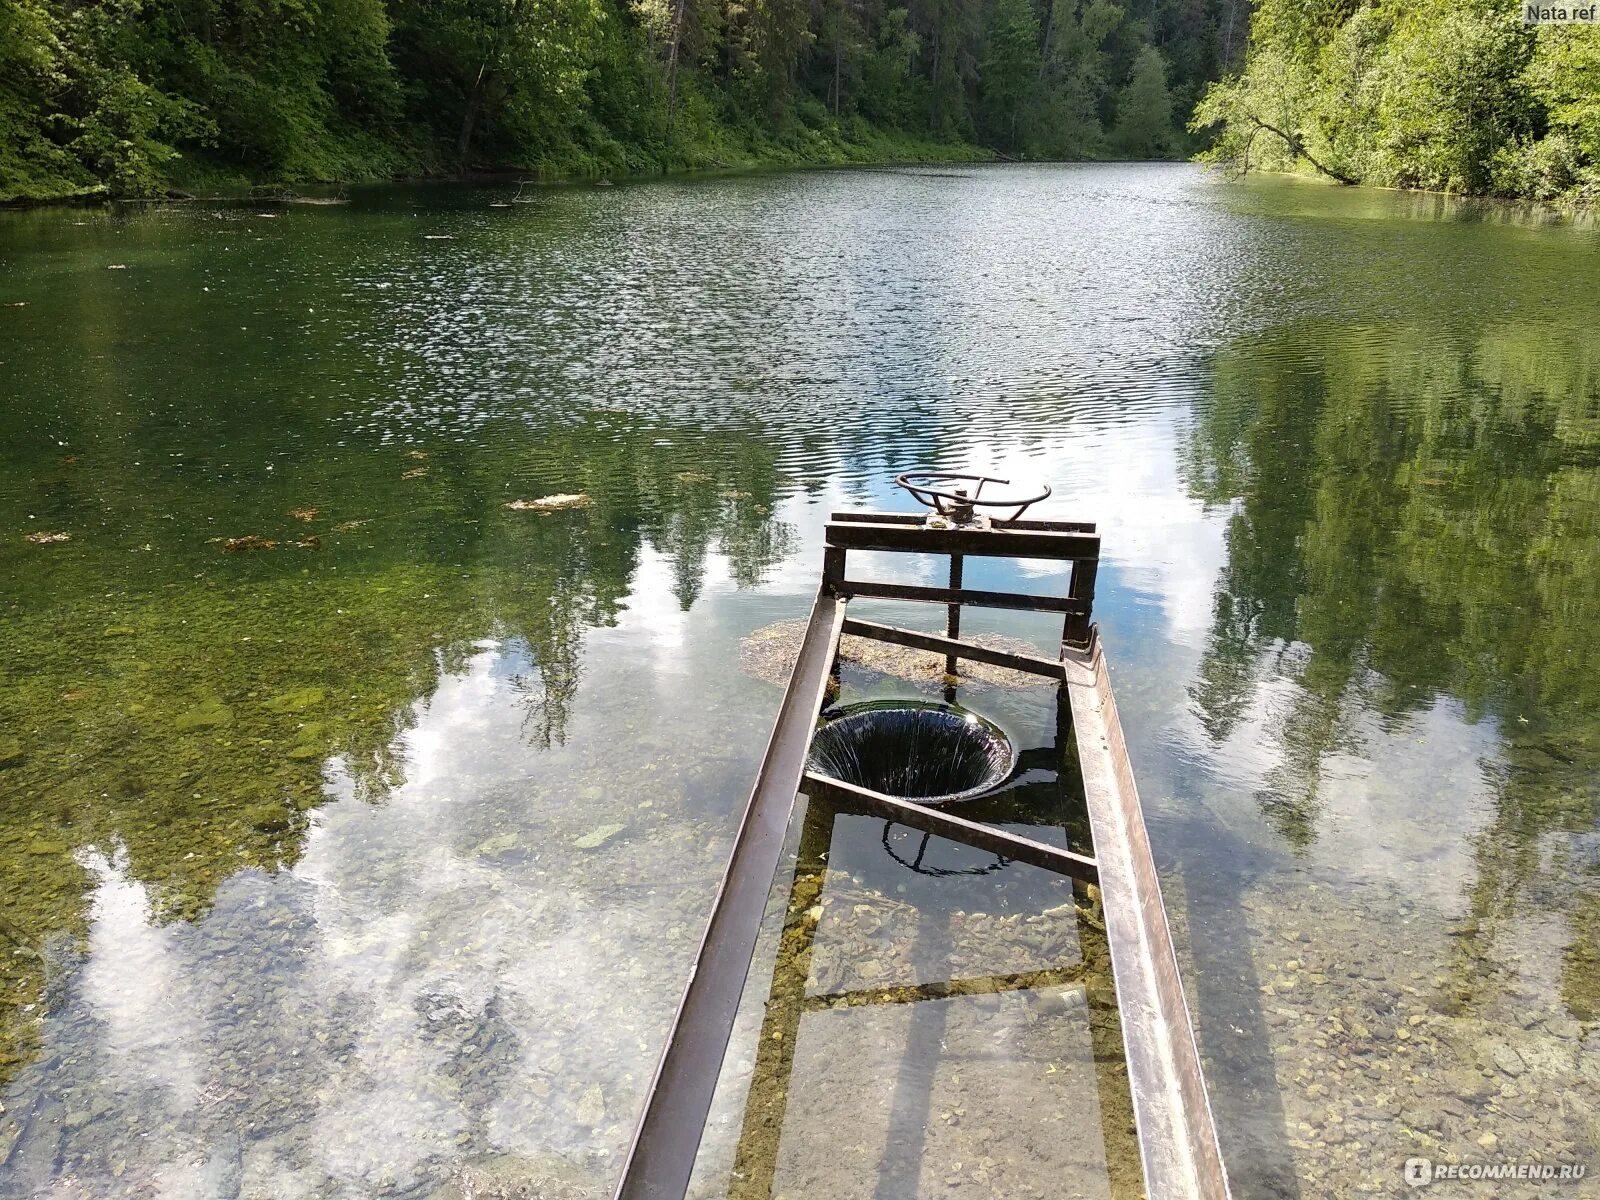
[1,100,992,205]
[127,121,992,206]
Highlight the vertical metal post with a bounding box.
[825,545,848,700]
[945,552,963,677]
[945,485,968,679]
[1064,555,1098,649]
[823,546,847,594]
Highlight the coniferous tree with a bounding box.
[977,0,1041,150]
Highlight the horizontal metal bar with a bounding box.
[802,962,1090,1011]
[802,773,1099,885]
[614,592,848,1200]
[835,578,1086,615]
[1063,631,1232,1200]
[830,511,1098,534]
[825,520,1101,562]
[842,617,1065,680]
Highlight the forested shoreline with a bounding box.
[4,0,1594,205]
[1191,0,1600,201]
[0,0,1229,201]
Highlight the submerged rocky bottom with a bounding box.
[1195,876,1600,1198]
[0,606,1141,1200]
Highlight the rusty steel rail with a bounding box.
[613,508,1230,1200]
[613,588,845,1200]
[1064,634,1229,1199]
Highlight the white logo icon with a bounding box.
[1405,1158,1434,1187]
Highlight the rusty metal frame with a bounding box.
[614,511,1230,1200]
[722,784,1137,1200]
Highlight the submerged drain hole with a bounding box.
[807,701,1015,805]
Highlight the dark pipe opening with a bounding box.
[808,701,1015,805]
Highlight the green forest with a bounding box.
[2,0,1597,203]
[0,0,1230,200]
[1192,0,1600,200]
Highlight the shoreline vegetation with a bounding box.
[0,133,998,209]
[0,0,1223,206]
[1189,0,1600,203]
[3,0,1592,207]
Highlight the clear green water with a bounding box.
[1,165,1598,1197]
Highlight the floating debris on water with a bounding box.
[288,507,318,522]
[505,494,590,512]
[218,535,277,552]
[23,531,70,545]
[402,467,429,479]
[212,533,320,552]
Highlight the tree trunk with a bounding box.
[460,75,483,171]
[458,0,522,170]
[833,15,842,116]
[1245,114,1356,185]
[666,0,688,138]
[1037,0,1055,80]
[457,74,486,168]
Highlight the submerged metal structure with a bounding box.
[615,473,1230,1200]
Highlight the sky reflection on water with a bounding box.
[1,165,1598,1198]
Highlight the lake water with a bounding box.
[2,163,1598,1199]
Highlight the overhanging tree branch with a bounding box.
[1242,112,1356,184]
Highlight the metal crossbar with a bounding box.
[802,771,1099,883]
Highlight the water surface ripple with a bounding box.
[1,164,1598,1199]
